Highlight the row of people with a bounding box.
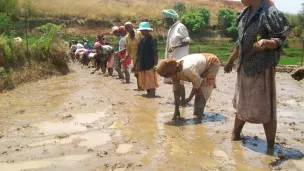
[72,1,300,150]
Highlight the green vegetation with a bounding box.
[173,2,186,14]
[181,8,210,33]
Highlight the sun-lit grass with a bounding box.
[30,0,243,24]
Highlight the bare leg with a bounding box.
[108,68,113,76]
[232,116,246,141]
[148,88,156,98]
[194,95,206,120]
[263,120,277,149]
[125,70,130,83]
[91,65,101,74]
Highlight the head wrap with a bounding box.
[162,9,179,20]
[118,26,125,31]
[124,22,134,28]
[94,42,101,49]
[110,26,119,34]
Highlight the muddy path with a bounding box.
[0,63,303,171]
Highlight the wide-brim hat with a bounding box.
[137,22,153,31]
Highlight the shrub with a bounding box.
[284,13,301,26]
[0,13,14,35]
[181,8,210,33]
[0,0,18,14]
[217,9,236,31]
[292,25,303,37]
[173,2,186,14]
[31,23,69,74]
[226,22,238,40]
[151,16,163,28]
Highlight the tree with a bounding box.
[0,0,18,14]
[0,13,13,35]
[173,2,186,14]
[181,8,210,33]
[217,9,236,31]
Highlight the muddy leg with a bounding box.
[232,116,246,141]
[148,88,156,98]
[91,65,101,74]
[194,95,206,120]
[117,69,124,79]
[125,70,130,83]
[263,120,277,149]
[180,85,186,101]
[108,68,113,76]
[135,74,143,91]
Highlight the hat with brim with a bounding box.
[137,22,153,31]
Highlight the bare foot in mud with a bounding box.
[231,132,242,141]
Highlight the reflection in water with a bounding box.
[242,136,304,167]
[164,112,227,127]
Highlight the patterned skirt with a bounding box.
[233,67,277,124]
[138,70,159,89]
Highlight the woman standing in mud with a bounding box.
[224,0,289,149]
[123,22,143,90]
[136,22,159,98]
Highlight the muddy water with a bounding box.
[0,64,303,171]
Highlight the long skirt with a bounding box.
[138,70,159,89]
[233,67,277,124]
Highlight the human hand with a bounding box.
[224,60,234,73]
[168,47,175,53]
[254,39,267,51]
[181,98,191,105]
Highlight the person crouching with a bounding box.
[136,22,159,98]
[156,53,220,121]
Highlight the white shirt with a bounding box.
[76,43,84,49]
[175,54,207,90]
[119,36,126,51]
[165,21,190,60]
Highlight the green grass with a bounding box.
[158,41,235,61]
[22,34,303,65]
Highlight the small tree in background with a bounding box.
[181,8,210,33]
[217,9,236,31]
[173,2,186,14]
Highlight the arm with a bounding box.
[181,69,202,104]
[224,46,239,73]
[255,8,289,51]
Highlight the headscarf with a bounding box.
[162,9,179,20]
[124,22,134,28]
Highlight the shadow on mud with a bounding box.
[165,112,227,126]
[242,136,304,167]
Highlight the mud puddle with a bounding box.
[0,64,303,171]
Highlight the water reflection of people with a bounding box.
[224,0,289,149]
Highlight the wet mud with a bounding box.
[0,64,303,171]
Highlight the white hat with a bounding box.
[110,26,119,34]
